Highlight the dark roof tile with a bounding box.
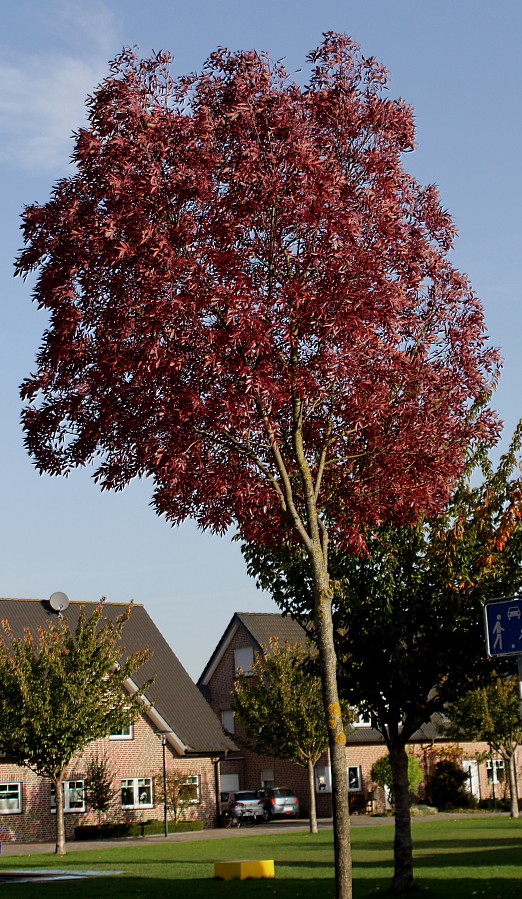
[0,598,234,755]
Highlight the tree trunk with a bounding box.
[312,560,352,899]
[307,756,319,833]
[389,742,414,892]
[507,749,519,818]
[54,774,66,856]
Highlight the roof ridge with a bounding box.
[0,597,143,607]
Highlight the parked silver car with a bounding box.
[257,786,300,819]
[228,790,265,824]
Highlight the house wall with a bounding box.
[0,711,219,844]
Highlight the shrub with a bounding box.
[371,753,423,804]
[428,759,470,810]
[74,819,204,840]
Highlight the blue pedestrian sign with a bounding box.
[484,596,522,657]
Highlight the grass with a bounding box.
[0,816,521,897]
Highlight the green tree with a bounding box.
[0,602,150,855]
[154,770,200,824]
[232,638,351,833]
[371,753,423,806]
[448,677,522,818]
[84,754,117,824]
[240,426,522,892]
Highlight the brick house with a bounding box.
[0,598,235,843]
[197,612,514,814]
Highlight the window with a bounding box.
[353,711,372,727]
[220,773,240,797]
[110,723,133,739]
[51,780,85,812]
[314,765,362,793]
[261,769,274,788]
[315,766,331,793]
[234,647,254,675]
[180,775,200,802]
[221,710,235,734]
[487,759,505,785]
[0,783,22,814]
[121,777,154,809]
[348,766,362,791]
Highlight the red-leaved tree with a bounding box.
[16,35,498,899]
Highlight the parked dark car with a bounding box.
[257,787,300,819]
[228,790,265,824]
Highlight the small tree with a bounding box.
[154,770,199,824]
[371,753,423,806]
[84,754,117,824]
[448,677,522,818]
[0,602,150,854]
[232,638,351,833]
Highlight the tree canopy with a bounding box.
[0,602,150,854]
[17,35,497,548]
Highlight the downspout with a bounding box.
[214,755,224,827]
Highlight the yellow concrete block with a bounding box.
[214,859,275,880]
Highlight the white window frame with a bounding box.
[51,780,86,813]
[314,765,362,793]
[109,723,134,740]
[181,774,200,803]
[315,765,332,793]
[348,766,362,791]
[121,777,154,809]
[0,782,22,814]
[234,646,254,676]
[486,759,505,785]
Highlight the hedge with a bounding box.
[75,819,204,840]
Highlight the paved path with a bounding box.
[0,812,504,858]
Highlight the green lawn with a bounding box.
[1,816,521,897]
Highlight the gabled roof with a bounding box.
[198,611,309,687]
[197,610,451,746]
[0,598,235,756]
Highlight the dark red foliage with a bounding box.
[17,34,499,550]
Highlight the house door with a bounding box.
[462,759,480,800]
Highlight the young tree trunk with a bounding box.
[389,742,414,892]
[507,749,519,818]
[54,773,66,856]
[307,756,319,834]
[312,557,352,899]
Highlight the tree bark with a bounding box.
[54,773,66,856]
[307,756,319,833]
[312,558,352,899]
[507,749,519,819]
[389,742,414,892]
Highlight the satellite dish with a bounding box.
[49,592,70,612]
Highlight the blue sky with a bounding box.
[1,0,521,678]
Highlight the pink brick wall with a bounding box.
[0,711,219,844]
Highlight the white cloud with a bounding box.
[0,1,118,174]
